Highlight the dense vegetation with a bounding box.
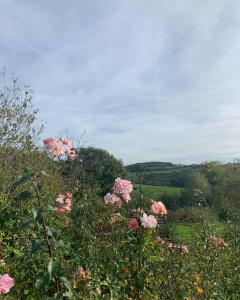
[1,73,240,299]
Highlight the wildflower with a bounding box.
[0,260,6,267]
[156,237,166,246]
[140,213,157,229]
[166,242,173,248]
[194,274,201,283]
[55,193,72,213]
[104,193,121,207]
[128,218,139,231]
[131,207,144,216]
[113,178,133,196]
[109,213,122,224]
[196,286,204,294]
[77,266,91,279]
[156,238,189,253]
[150,201,167,215]
[209,235,228,247]
[0,274,15,294]
[180,245,189,254]
[96,287,101,294]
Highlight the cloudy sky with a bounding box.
[1,0,240,164]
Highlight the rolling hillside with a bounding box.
[126,162,200,187]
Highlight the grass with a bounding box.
[172,223,194,243]
[133,183,183,200]
[170,221,227,244]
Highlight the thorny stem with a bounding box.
[33,179,60,292]
[33,180,52,258]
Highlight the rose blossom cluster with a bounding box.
[43,137,77,159]
[104,178,133,207]
[113,177,133,202]
[209,235,228,247]
[55,193,72,213]
[128,213,158,230]
[0,274,15,294]
[128,199,168,230]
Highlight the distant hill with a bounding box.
[126,162,200,187]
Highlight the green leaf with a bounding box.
[17,173,32,185]
[46,205,55,212]
[35,274,50,290]
[60,276,72,292]
[55,240,65,248]
[39,170,49,177]
[47,258,53,280]
[63,291,73,298]
[33,180,42,192]
[13,248,23,257]
[32,207,42,221]
[21,219,33,229]
[35,278,43,288]
[18,190,32,201]
[46,226,53,237]
[31,240,43,254]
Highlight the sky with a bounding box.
[1,0,240,165]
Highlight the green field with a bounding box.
[133,183,183,199]
[171,221,227,244]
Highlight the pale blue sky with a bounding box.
[1,0,240,164]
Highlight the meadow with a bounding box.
[133,183,183,199]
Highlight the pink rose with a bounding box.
[151,201,167,215]
[140,213,157,229]
[55,193,72,213]
[0,274,15,294]
[128,218,139,231]
[104,193,122,207]
[113,178,133,195]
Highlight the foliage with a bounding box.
[68,147,128,195]
[0,70,42,148]
[1,159,240,298]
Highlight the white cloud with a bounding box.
[1,0,240,164]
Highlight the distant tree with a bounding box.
[0,70,43,199]
[0,70,42,149]
[181,171,211,207]
[63,147,129,195]
[201,162,240,220]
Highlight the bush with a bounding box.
[170,206,217,223]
